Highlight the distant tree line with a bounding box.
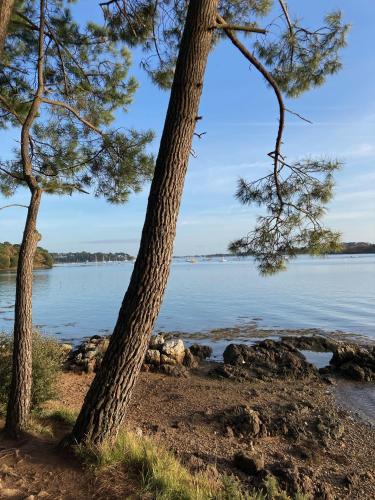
[337,242,375,254]
[52,252,134,263]
[0,242,53,270]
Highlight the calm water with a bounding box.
[0,255,374,344]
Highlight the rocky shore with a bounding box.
[1,332,374,499]
[58,333,375,499]
[64,332,375,383]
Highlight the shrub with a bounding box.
[0,331,64,413]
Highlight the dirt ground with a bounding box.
[0,363,374,499]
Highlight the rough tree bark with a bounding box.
[5,0,45,437]
[68,0,219,446]
[0,0,15,55]
[5,189,42,435]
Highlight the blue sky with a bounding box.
[1,0,374,255]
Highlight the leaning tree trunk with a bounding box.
[0,0,15,55]
[68,0,219,446]
[5,188,42,437]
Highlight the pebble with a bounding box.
[0,489,22,498]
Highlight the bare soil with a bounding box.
[1,363,374,499]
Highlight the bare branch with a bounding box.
[0,204,28,211]
[193,131,206,139]
[278,0,293,35]
[215,22,267,35]
[285,108,313,124]
[99,0,116,7]
[217,14,285,208]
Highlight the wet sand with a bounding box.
[335,381,375,426]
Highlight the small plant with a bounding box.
[34,407,78,429]
[46,408,78,427]
[0,331,64,413]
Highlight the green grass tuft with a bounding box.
[46,408,78,427]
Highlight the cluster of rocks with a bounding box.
[324,343,375,382]
[219,402,343,445]
[281,334,375,382]
[64,335,109,373]
[233,451,325,499]
[218,403,345,498]
[213,339,318,381]
[281,335,337,352]
[64,334,212,376]
[142,335,212,376]
[64,332,374,383]
[210,336,375,383]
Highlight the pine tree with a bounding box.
[0,0,15,54]
[0,0,154,436]
[66,0,348,446]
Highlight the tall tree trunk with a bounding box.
[5,0,45,437]
[0,0,15,56]
[68,0,219,446]
[5,188,42,436]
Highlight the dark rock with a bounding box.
[89,335,102,341]
[315,483,335,500]
[319,366,334,375]
[330,343,375,381]
[270,464,314,496]
[315,413,344,440]
[189,344,213,360]
[186,454,206,472]
[211,363,252,381]
[282,335,337,352]
[321,376,336,385]
[183,349,198,368]
[159,364,189,378]
[223,340,318,380]
[220,405,262,438]
[233,452,264,475]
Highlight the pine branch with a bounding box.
[40,97,103,135]
[0,95,24,125]
[0,165,23,180]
